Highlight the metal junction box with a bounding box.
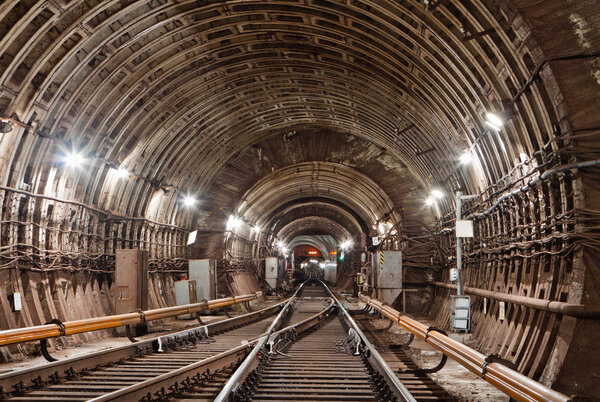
[265,257,279,289]
[115,249,148,336]
[323,263,337,284]
[189,259,217,301]
[174,280,197,319]
[450,295,471,332]
[374,250,402,305]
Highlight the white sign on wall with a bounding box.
[13,292,22,311]
[456,220,474,238]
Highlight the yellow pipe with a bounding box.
[0,291,263,346]
[359,293,569,402]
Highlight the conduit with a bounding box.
[359,293,570,402]
[429,282,600,318]
[0,292,262,346]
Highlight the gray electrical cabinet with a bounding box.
[451,295,471,332]
[115,249,148,336]
[374,250,402,305]
[323,263,337,284]
[189,259,217,301]
[174,280,197,319]
[265,257,278,289]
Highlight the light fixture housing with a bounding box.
[460,151,473,165]
[431,189,444,199]
[485,112,504,131]
[339,240,353,250]
[226,215,241,230]
[183,195,196,207]
[116,166,129,178]
[187,230,198,245]
[63,151,86,168]
[0,120,13,133]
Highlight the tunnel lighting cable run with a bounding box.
[359,293,570,402]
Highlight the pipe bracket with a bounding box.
[425,326,447,342]
[482,354,517,379]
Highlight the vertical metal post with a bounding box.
[455,191,463,296]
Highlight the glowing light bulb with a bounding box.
[183,195,196,207]
[460,151,473,165]
[431,189,444,199]
[485,112,503,131]
[116,167,129,178]
[63,151,86,168]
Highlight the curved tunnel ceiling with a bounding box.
[1,0,587,232]
[277,216,353,244]
[235,161,398,230]
[265,201,367,239]
[1,1,599,395]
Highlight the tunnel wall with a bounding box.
[0,270,178,362]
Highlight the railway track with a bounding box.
[0,295,289,401]
[353,313,456,401]
[0,282,424,401]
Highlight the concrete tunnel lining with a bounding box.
[0,0,598,397]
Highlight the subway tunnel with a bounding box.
[0,0,599,400]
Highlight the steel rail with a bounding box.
[359,293,570,402]
[217,281,416,402]
[0,291,262,347]
[322,282,416,402]
[214,280,310,401]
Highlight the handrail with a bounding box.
[0,291,263,347]
[359,293,570,402]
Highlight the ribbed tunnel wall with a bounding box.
[0,0,599,397]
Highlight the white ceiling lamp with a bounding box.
[183,195,196,207]
[431,189,444,199]
[339,240,353,250]
[485,112,504,131]
[226,215,241,230]
[116,166,129,178]
[187,230,198,245]
[63,150,86,169]
[460,151,473,165]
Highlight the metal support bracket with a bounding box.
[40,319,66,362]
[398,353,448,374]
[482,354,517,379]
[399,333,415,348]
[424,326,447,342]
[126,309,146,343]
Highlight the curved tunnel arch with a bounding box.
[0,0,598,396]
[1,0,569,223]
[235,162,399,232]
